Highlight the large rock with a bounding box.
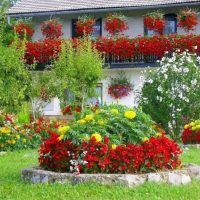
[168,172,191,185]
[187,164,200,179]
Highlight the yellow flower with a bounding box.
[7,140,12,144]
[16,135,20,140]
[85,114,94,122]
[22,139,26,143]
[0,127,11,134]
[196,125,200,130]
[190,122,195,127]
[98,119,105,126]
[84,135,90,141]
[142,137,149,142]
[95,109,100,114]
[0,144,4,148]
[184,124,190,129]
[192,126,197,131]
[156,132,162,137]
[124,110,136,120]
[111,144,117,150]
[58,126,70,134]
[78,119,86,125]
[11,140,16,144]
[91,133,102,142]
[110,109,119,115]
[58,134,64,141]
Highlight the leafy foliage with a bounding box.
[0,42,31,113]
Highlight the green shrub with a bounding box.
[64,104,157,144]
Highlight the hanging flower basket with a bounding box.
[144,11,165,35]
[178,8,198,32]
[41,19,63,39]
[14,21,35,40]
[105,13,128,35]
[108,74,133,99]
[76,16,96,37]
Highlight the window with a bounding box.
[87,84,103,106]
[144,14,177,36]
[164,14,177,35]
[72,18,102,38]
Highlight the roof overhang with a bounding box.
[8,1,200,17]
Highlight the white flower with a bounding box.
[191,79,197,86]
[157,86,163,93]
[194,46,198,50]
[183,68,189,73]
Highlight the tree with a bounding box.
[139,50,200,141]
[51,38,104,110]
[0,41,31,113]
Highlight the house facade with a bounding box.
[8,0,200,116]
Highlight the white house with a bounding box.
[8,0,200,116]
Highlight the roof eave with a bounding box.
[8,2,200,17]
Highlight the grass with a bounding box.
[0,148,200,200]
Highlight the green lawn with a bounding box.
[0,148,200,200]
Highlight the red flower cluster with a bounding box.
[41,19,63,39]
[62,105,81,115]
[178,8,198,32]
[14,22,35,39]
[182,128,200,144]
[39,132,78,171]
[39,134,182,173]
[105,15,128,35]
[25,39,62,64]
[144,16,165,35]
[76,18,96,37]
[108,84,132,99]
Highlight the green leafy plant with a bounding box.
[63,104,157,145]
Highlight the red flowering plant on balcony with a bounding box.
[41,19,63,39]
[14,21,35,40]
[76,16,96,37]
[144,10,165,35]
[25,39,62,65]
[105,13,128,36]
[178,8,198,32]
[108,73,133,99]
[182,120,200,144]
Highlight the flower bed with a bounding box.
[0,113,67,151]
[182,120,200,144]
[38,105,182,174]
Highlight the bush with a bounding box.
[64,105,157,145]
[39,133,182,173]
[139,51,200,141]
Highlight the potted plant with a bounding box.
[41,19,63,39]
[144,10,165,35]
[108,73,133,99]
[178,8,198,32]
[105,13,128,36]
[76,16,96,37]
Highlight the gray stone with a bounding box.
[147,173,162,183]
[21,167,196,187]
[187,164,200,179]
[118,175,146,187]
[168,172,191,185]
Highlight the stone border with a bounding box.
[182,144,200,149]
[22,164,200,187]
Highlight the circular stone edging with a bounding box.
[22,164,200,187]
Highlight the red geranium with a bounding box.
[14,22,35,39]
[62,105,81,115]
[144,11,165,35]
[41,19,63,39]
[76,16,96,37]
[178,8,198,32]
[105,13,128,35]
